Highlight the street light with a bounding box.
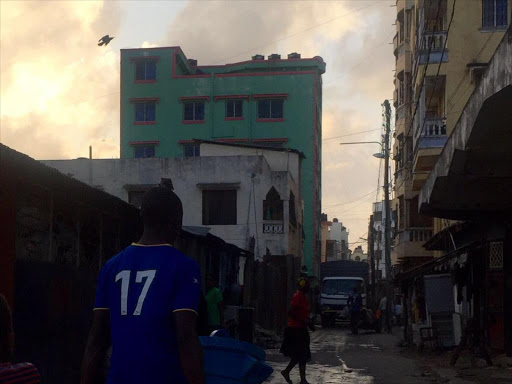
[339,99,393,334]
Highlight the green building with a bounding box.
[120,46,325,276]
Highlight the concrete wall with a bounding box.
[43,155,303,261]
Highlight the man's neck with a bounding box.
[137,232,172,246]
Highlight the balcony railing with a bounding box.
[423,31,447,51]
[398,228,433,243]
[423,117,447,136]
[263,221,284,234]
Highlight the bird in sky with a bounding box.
[98,35,114,47]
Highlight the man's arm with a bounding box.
[81,310,111,384]
[174,311,205,384]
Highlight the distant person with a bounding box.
[80,187,204,384]
[205,274,224,334]
[280,278,315,384]
[0,294,41,383]
[348,287,363,335]
[379,296,388,329]
[394,303,403,326]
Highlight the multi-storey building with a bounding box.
[119,47,326,275]
[392,0,510,271]
[320,215,350,262]
[370,201,397,280]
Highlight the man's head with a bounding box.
[206,274,217,290]
[0,295,14,362]
[140,187,183,243]
[297,277,310,293]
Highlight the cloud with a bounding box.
[0,0,396,250]
[0,1,123,159]
[165,0,368,64]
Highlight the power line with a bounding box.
[403,0,443,140]
[323,188,379,207]
[215,1,384,64]
[412,0,457,163]
[323,30,396,87]
[323,128,381,141]
[444,28,497,117]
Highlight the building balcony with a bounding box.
[394,104,410,137]
[415,117,447,150]
[394,167,414,199]
[418,31,449,65]
[395,227,435,260]
[396,49,411,73]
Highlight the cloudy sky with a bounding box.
[0,0,395,251]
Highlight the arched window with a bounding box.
[263,187,283,221]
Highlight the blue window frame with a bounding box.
[183,102,205,121]
[135,102,156,122]
[257,99,283,119]
[135,61,157,81]
[226,100,243,118]
[134,145,155,158]
[483,0,508,28]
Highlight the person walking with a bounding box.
[205,274,224,334]
[0,295,41,384]
[280,277,315,384]
[81,186,204,384]
[348,287,363,335]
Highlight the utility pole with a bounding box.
[368,214,376,309]
[383,99,393,333]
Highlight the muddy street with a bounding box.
[265,327,441,384]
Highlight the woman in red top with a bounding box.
[280,278,314,384]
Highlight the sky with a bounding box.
[0,0,396,252]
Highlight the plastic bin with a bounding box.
[200,336,273,384]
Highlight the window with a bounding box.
[134,145,155,158]
[202,190,237,225]
[135,60,156,81]
[184,102,205,121]
[257,99,284,119]
[183,143,200,157]
[135,102,156,122]
[483,0,508,28]
[289,191,297,227]
[226,100,243,119]
[263,187,283,221]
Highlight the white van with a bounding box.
[320,277,366,327]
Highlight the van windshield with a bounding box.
[322,279,362,295]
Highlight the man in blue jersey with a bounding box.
[81,187,204,384]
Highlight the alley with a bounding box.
[265,328,442,384]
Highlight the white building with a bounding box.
[371,201,396,279]
[42,141,304,262]
[320,215,350,262]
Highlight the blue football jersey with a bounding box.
[94,243,201,384]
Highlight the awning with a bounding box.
[396,241,481,282]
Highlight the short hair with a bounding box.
[0,294,13,361]
[141,187,183,228]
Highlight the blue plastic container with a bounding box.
[200,336,273,384]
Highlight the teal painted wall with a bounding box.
[120,47,325,275]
